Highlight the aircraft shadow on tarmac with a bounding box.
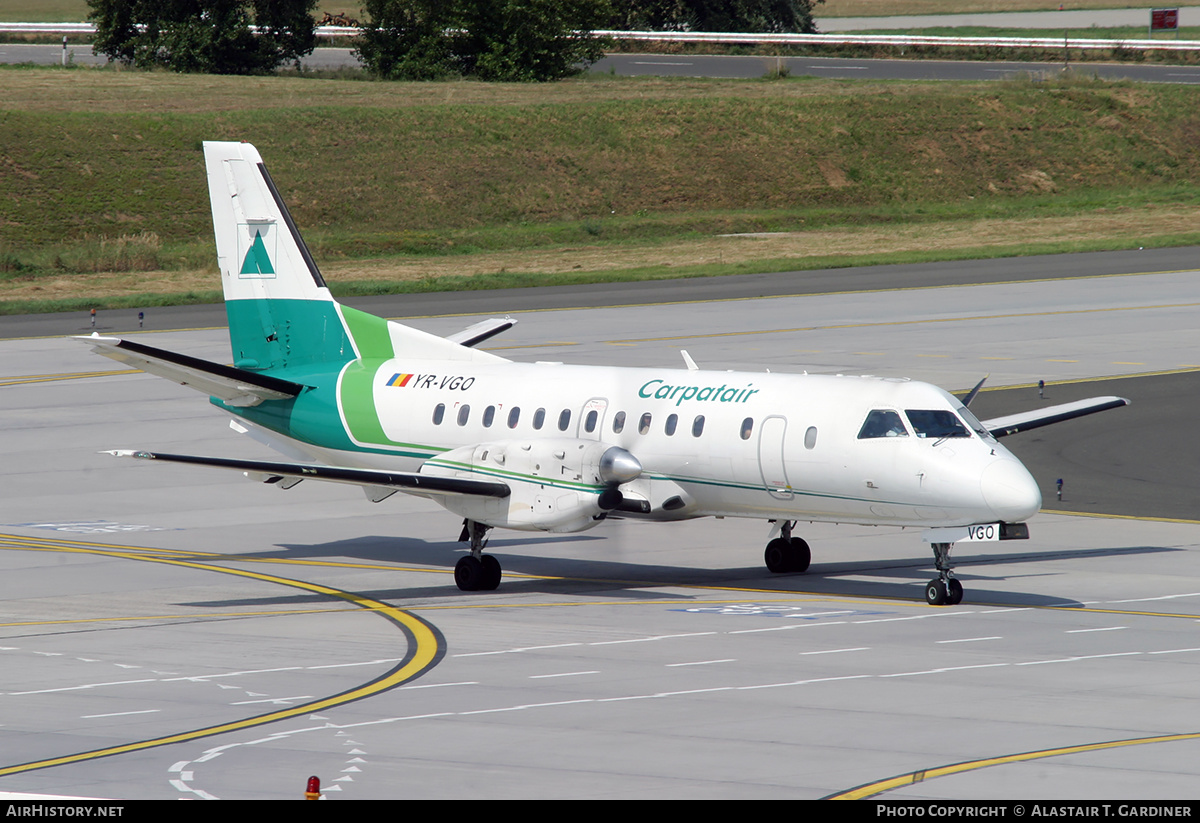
[180,535,1182,610]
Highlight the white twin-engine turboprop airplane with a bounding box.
[82,141,1128,605]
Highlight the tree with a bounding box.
[354,0,458,80]
[356,0,612,82]
[88,0,318,75]
[607,0,823,33]
[456,0,613,82]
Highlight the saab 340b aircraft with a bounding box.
[82,141,1128,605]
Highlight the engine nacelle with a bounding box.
[420,438,642,533]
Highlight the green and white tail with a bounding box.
[203,141,501,374]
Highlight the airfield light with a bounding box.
[305,775,321,800]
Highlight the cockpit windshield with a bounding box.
[905,409,970,439]
[858,409,908,439]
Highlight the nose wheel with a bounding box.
[925,542,963,605]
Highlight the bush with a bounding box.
[88,0,318,74]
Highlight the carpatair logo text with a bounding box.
[639,379,759,406]
[387,373,476,391]
[238,223,276,280]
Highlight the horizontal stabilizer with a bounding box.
[103,449,511,499]
[982,396,1130,438]
[76,335,304,407]
[446,317,517,348]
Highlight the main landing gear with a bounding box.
[764,520,811,574]
[455,519,501,591]
[925,542,963,606]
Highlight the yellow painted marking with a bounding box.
[830,730,1200,800]
[0,369,138,387]
[975,365,1200,394]
[488,341,579,350]
[0,534,443,778]
[607,300,1200,345]
[1046,358,1078,363]
[1112,361,1145,365]
[389,267,1199,321]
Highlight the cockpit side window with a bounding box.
[956,404,994,441]
[906,409,970,439]
[857,410,908,439]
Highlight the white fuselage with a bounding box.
[291,358,1043,532]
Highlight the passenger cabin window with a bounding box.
[858,410,907,439]
[533,408,546,430]
[508,407,520,429]
[432,403,445,425]
[740,417,754,440]
[612,411,626,434]
[638,413,652,435]
[457,405,471,426]
[692,415,705,437]
[906,409,970,439]
[557,409,571,431]
[665,414,678,436]
[584,410,598,433]
[482,405,495,427]
[804,426,818,449]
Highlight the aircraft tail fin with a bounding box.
[203,141,505,371]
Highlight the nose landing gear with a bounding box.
[925,542,963,606]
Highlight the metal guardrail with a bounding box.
[4,23,1200,53]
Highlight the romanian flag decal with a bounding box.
[386,373,414,387]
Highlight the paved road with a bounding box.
[5,255,1200,799]
[820,6,1200,30]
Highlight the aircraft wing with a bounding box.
[103,449,511,499]
[445,317,517,348]
[77,335,304,407]
[982,396,1130,438]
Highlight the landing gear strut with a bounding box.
[455,519,501,591]
[764,520,811,574]
[925,542,963,606]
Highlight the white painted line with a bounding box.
[730,621,845,634]
[880,663,1008,678]
[11,678,157,694]
[82,709,161,719]
[666,659,736,667]
[1107,592,1200,604]
[529,671,599,679]
[591,632,716,645]
[800,647,869,655]
[456,643,583,657]
[937,636,1002,644]
[1065,626,1127,633]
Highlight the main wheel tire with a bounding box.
[455,556,483,591]
[765,538,792,573]
[480,554,502,591]
[925,579,948,606]
[946,578,964,606]
[789,537,811,573]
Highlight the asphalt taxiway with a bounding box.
[2,250,1200,799]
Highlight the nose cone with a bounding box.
[599,446,642,485]
[981,459,1041,522]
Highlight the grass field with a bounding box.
[1,66,1198,314]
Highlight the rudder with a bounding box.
[204,140,356,371]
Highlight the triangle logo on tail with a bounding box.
[240,229,275,275]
